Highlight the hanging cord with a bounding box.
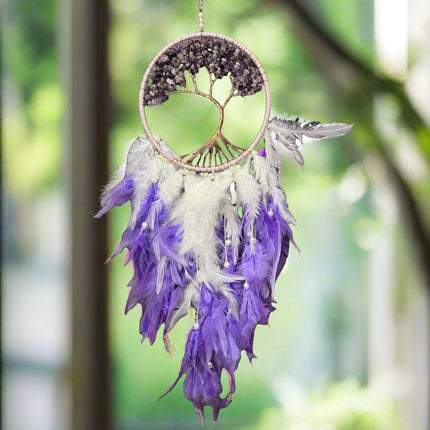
[198,0,204,32]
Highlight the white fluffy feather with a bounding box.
[101,136,151,199]
[263,129,278,168]
[251,153,278,199]
[272,186,297,226]
[171,172,242,306]
[125,136,153,175]
[158,163,184,205]
[219,200,241,265]
[128,141,178,228]
[233,163,261,221]
[127,139,162,228]
[171,173,228,268]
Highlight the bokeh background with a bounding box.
[2,0,430,429]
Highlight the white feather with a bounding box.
[263,129,278,168]
[220,200,241,265]
[101,136,152,199]
[129,144,178,228]
[172,173,228,265]
[129,163,157,228]
[272,186,297,226]
[171,172,243,310]
[251,153,278,199]
[158,163,184,205]
[233,163,261,220]
[125,136,154,174]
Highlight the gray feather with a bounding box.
[266,117,353,165]
[270,117,353,142]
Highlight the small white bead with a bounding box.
[268,209,274,217]
[141,221,148,230]
[224,261,230,268]
[244,281,249,289]
[198,12,203,18]
[247,231,253,238]
[207,361,213,368]
[193,322,200,330]
[225,239,232,246]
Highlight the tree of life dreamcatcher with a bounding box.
[139,32,271,172]
[97,1,352,425]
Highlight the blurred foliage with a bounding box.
[252,379,401,430]
[3,83,63,200]
[3,0,58,101]
[2,0,63,201]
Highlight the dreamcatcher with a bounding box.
[96,1,352,426]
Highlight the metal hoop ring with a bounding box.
[139,32,271,173]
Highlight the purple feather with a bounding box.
[257,198,294,289]
[237,201,292,360]
[95,174,134,218]
[160,287,242,426]
[102,182,194,344]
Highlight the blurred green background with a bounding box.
[2,0,430,429]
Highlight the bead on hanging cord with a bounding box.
[198,0,204,32]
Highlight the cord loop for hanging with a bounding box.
[198,0,204,32]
